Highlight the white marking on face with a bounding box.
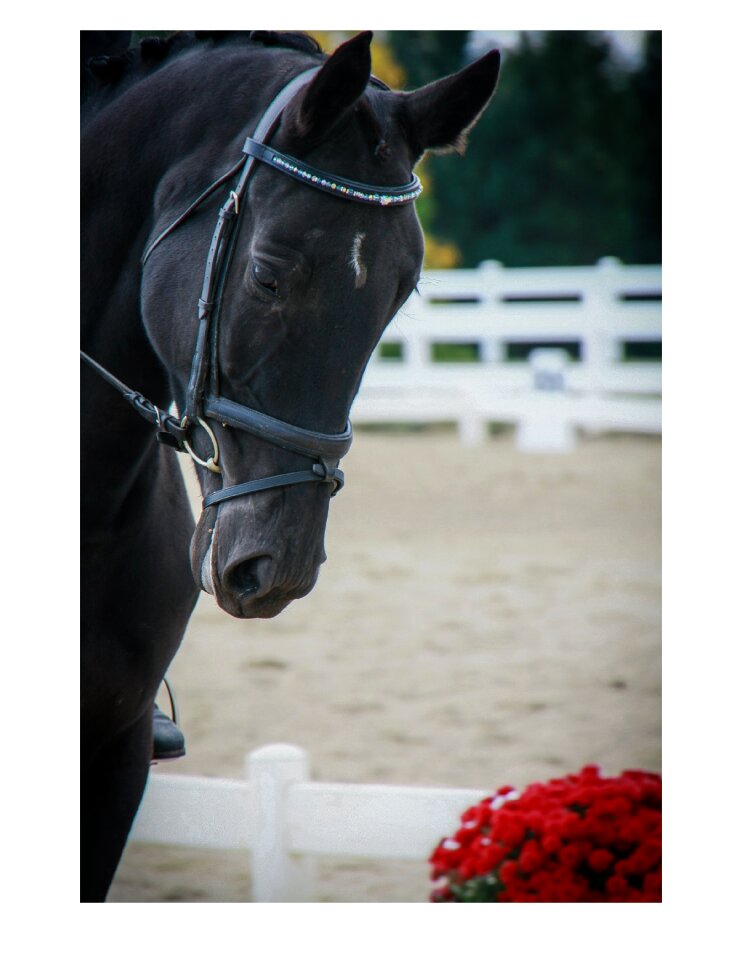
[201,533,215,595]
[349,232,367,289]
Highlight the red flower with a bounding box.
[542,832,562,854]
[587,849,614,872]
[558,842,583,868]
[643,870,662,897]
[518,839,545,873]
[606,874,629,897]
[429,766,661,903]
[499,859,520,885]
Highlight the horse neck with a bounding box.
[81,48,315,530]
[81,64,206,531]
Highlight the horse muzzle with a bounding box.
[190,494,327,619]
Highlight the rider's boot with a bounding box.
[152,704,186,761]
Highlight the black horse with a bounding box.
[81,30,499,901]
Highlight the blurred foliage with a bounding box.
[386,30,470,88]
[410,31,661,267]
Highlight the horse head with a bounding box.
[140,33,500,618]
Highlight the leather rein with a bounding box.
[81,66,422,511]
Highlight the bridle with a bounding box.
[81,65,422,511]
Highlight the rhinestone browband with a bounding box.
[242,137,423,206]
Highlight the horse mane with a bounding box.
[81,30,396,162]
[81,31,324,102]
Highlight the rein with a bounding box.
[82,66,421,511]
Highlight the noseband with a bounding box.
[82,66,421,510]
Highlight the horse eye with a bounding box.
[251,262,279,296]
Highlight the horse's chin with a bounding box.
[214,591,296,620]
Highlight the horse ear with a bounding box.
[284,32,373,141]
[401,50,501,159]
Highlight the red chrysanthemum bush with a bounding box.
[430,766,661,902]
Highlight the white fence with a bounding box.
[352,257,661,452]
[130,743,486,902]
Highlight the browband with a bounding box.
[242,138,422,206]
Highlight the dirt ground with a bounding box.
[109,428,661,903]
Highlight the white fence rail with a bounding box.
[353,257,661,451]
[130,743,486,902]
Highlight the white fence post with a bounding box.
[516,348,576,453]
[478,260,507,364]
[582,256,624,394]
[248,743,315,902]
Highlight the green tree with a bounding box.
[624,31,661,263]
[424,31,660,267]
[385,30,469,89]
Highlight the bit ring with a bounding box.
[183,417,222,474]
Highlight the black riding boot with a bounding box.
[152,705,186,760]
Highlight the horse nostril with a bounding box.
[226,555,271,597]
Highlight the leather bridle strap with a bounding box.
[203,462,343,509]
[141,156,246,267]
[181,67,322,426]
[80,349,188,449]
[203,395,352,460]
[242,139,422,205]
